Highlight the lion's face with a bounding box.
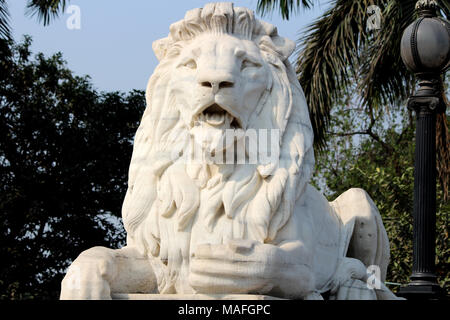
[167,33,270,153]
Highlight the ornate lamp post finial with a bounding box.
[415,1,438,18]
[415,0,438,10]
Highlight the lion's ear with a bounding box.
[271,36,295,61]
[152,38,170,61]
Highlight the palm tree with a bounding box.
[0,0,69,40]
[257,0,450,199]
[0,0,10,39]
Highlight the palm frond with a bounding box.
[296,0,376,149]
[436,0,450,18]
[25,0,68,26]
[358,1,415,111]
[257,0,316,19]
[0,0,11,40]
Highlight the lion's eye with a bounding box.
[181,59,197,70]
[241,59,261,71]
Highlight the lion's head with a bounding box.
[121,3,314,292]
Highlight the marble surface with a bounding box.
[60,2,400,300]
[111,294,283,300]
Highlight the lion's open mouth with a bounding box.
[196,103,241,129]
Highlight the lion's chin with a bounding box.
[189,122,235,156]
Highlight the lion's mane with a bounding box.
[121,3,314,292]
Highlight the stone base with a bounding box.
[397,283,444,300]
[111,293,283,300]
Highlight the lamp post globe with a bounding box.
[401,15,450,73]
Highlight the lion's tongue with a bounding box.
[205,113,225,126]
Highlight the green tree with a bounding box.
[1,0,70,40]
[0,37,145,299]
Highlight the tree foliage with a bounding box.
[0,37,145,299]
[0,0,70,40]
[0,0,10,40]
[25,0,69,26]
[257,0,318,19]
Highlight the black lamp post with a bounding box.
[398,0,449,299]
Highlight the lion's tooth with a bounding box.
[225,113,233,122]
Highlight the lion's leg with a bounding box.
[331,188,389,279]
[330,188,400,300]
[110,246,158,295]
[60,246,157,299]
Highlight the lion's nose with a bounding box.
[197,72,234,94]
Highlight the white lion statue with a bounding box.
[60,3,399,300]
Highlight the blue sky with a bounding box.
[10,0,328,92]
